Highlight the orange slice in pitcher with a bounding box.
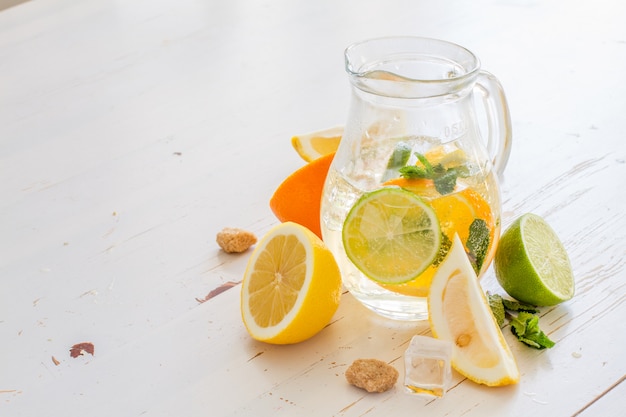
[380,187,496,297]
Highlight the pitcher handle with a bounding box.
[475,71,512,177]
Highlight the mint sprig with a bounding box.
[510,312,556,349]
[487,293,555,349]
[398,152,469,195]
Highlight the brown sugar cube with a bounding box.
[216,228,257,253]
[345,358,399,393]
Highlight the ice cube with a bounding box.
[404,335,453,398]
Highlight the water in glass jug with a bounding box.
[320,36,512,321]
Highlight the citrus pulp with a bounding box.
[494,213,574,306]
[240,222,342,344]
[269,152,334,239]
[342,187,441,285]
[428,234,520,386]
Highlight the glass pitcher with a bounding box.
[320,37,512,321]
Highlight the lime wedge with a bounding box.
[494,213,574,306]
[387,141,412,169]
[382,141,412,182]
[342,187,441,285]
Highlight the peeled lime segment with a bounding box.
[382,141,412,181]
[342,187,441,285]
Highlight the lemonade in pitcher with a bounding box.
[320,37,511,320]
[321,139,501,320]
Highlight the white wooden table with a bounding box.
[1,0,624,416]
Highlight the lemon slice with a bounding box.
[426,147,468,168]
[240,222,342,344]
[428,234,520,386]
[291,126,343,162]
[342,187,441,285]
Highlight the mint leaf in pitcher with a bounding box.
[466,218,490,274]
[433,167,457,195]
[398,153,470,195]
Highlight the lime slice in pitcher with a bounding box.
[342,187,441,284]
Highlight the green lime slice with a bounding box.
[342,187,441,285]
[494,213,574,306]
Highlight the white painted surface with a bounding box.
[1,0,624,416]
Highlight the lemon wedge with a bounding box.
[428,234,520,386]
[291,126,343,162]
[240,222,342,344]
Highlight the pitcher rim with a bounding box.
[344,36,481,84]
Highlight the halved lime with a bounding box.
[494,213,574,306]
[342,187,441,285]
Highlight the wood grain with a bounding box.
[1,0,624,416]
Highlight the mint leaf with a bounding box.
[502,298,538,314]
[488,294,552,348]
[433,168,457,194]
[450,165,471,179]
[415,152,435,175]
[398,155,458,195]
[397,152,472,195]
[466,219,490,274]
[510,312,555,349]
[399,165,430,179]
[487,293,506,327]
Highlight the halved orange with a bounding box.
[269,152,334,239]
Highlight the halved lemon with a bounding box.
[291,126,343,162]
[240,222,342,344]
[342,187,441,285]
[428,234,519,386]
